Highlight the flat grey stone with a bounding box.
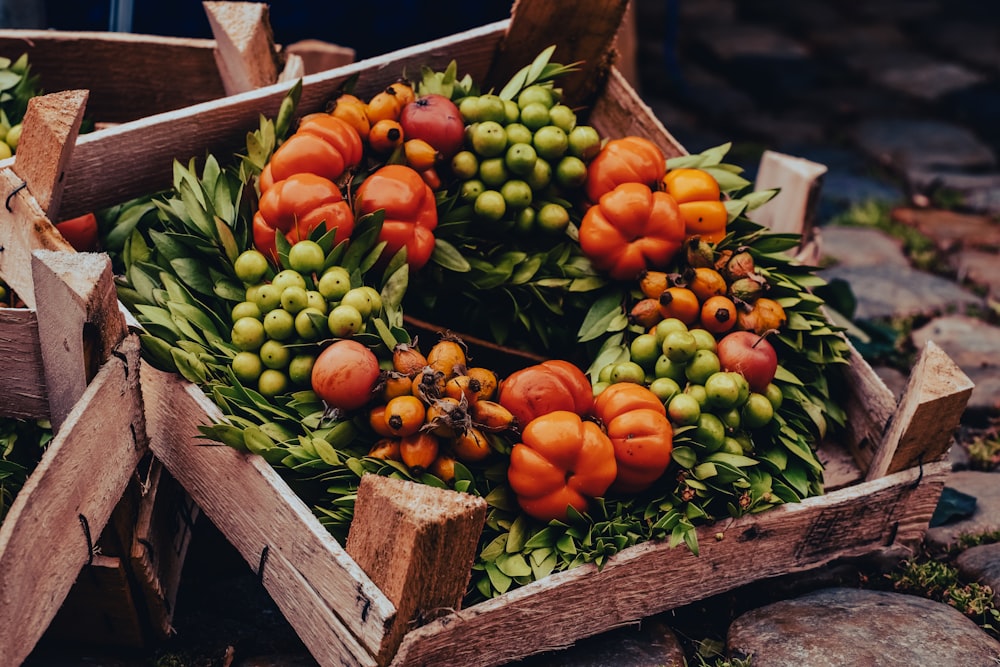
[910,316,1000,413]
[819,264,983,320]
[727,587,1000,666]
[853,118,997,174]
[817,171,905,214]
[891,207,1000,253]
[926,471,1000,550]
[879,60,986,101]
[819,226,910,268]
[954,249,1000,299]
[955,543,1000,597]
[905,169,1000,216]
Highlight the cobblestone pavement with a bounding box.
[24,0,1000,665]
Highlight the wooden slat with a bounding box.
[11,89,88,218]
[285,39,356,75]
[50,21,508,220]
[749,150,828,239]
[866,340,974,479]
[0,307,47,418]
[487,0,630,106]
[0,30,225,124]
[140,361,396,661]
[839,338,898,472]
[0,168,74,309]
[31,250,127,432]
[590,68,687,160]
[0,335,146,665]
[390,461,949,667]
[203,1,279,96]
[347,475,488,664]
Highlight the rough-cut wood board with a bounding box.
[348,475,488,664]
[285,39,356,75]
[128,459,199,641]
[0,307,47,419]
[11,89,88,218]
[867,340,974,479]
[204,1,279,96]
[0,30,226,124]
[31,250,127,432]
[487,0,629,106]
[749,150,828,239]
[590,68,687,160]
[389,461,949,667]
[0,167,74,309]
[839,338,899,473]
[141,361,395,663]
[48,21,508,220]
[0,335,146,666]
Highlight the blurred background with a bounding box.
[2,0,513,59]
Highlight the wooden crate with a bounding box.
[0,1,352,129]
[0,92,194,661]
[29,1,975,664]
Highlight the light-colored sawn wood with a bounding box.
[0,334,146,666]
[203,1,280,96]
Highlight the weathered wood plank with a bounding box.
[487,0,629,106]
[839,337,898,472]
[11,89,88,218]
[140,361,396,660]
[285,39,356,75]
[589,68,687,160]
[390,460,949,667]
[0,307,47,419]
[749,150,828,239]
[348,475,488,664]
[51,21,507,220]
[31,250,127,432]
[0,335,146,665]
[0,168,74,309]
[203,1,279,96]
[0,30,226,124]
[867,340,974,480]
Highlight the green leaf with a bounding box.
[495,552,533,578]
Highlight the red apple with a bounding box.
[399,94,466,160]
[716,331,778,393]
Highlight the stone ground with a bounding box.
[24,0,1000,665]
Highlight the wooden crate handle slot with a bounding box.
[30,249,127,432]
[487,0,631,106]
[865,340,974,481]
[346,474,488,665]
[0,334,146,666]
[11,89,89,221]
[203,1,281,95]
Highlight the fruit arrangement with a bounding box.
[99,47,850,603]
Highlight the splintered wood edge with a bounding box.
[12,89,89,218]
[749,150,829,239]
[203,1,279,95]
[348,475,488,663]
[0,335,146,666]
[140,360,396,658]
[0,167,74,307]
[31,250,127,431]
[390,460,949,667]
[867,340,974,480]
[284,39,356,75]
[0,308,48,418]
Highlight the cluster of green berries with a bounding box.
[594,318,782,455]
[228,240,382,399]
[450,85,603,235]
